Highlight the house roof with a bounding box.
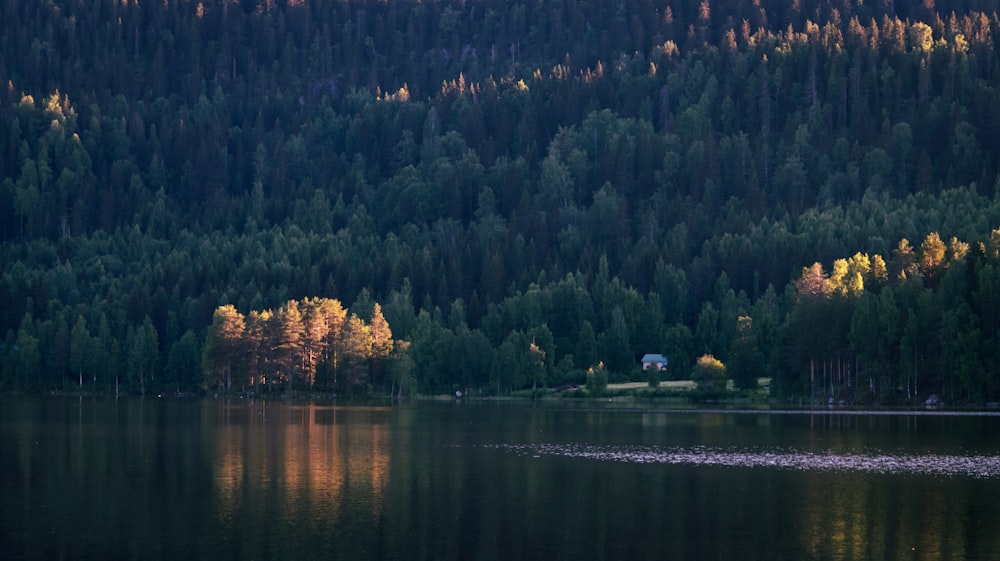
[640,354,667,363]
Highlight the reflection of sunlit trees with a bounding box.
[213,404,391,532]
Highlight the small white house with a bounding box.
[640,354,668,371]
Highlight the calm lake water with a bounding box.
[2,397,999,561]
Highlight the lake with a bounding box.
[2,397,999,561]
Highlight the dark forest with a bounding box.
[4,0,1000,404]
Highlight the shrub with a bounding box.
[586,362,609,394]
[691,354,728,391]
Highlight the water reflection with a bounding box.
[4,398,1000,561]
[212,402,391,527]
[490,443,1000,477]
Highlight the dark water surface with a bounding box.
[2,397,999,561]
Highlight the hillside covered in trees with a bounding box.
[4,0,1000,403]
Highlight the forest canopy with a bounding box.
[3,0,1000,403]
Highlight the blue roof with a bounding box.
[641,354,667,363]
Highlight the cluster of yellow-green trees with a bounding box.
[780,230,1000,403]
[201,298,398,395]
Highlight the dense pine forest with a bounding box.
[4,0,1000,403]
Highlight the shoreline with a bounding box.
[3,389,999,414]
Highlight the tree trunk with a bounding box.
[810,358,815,402]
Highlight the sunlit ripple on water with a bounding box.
[489,443,1000,478]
